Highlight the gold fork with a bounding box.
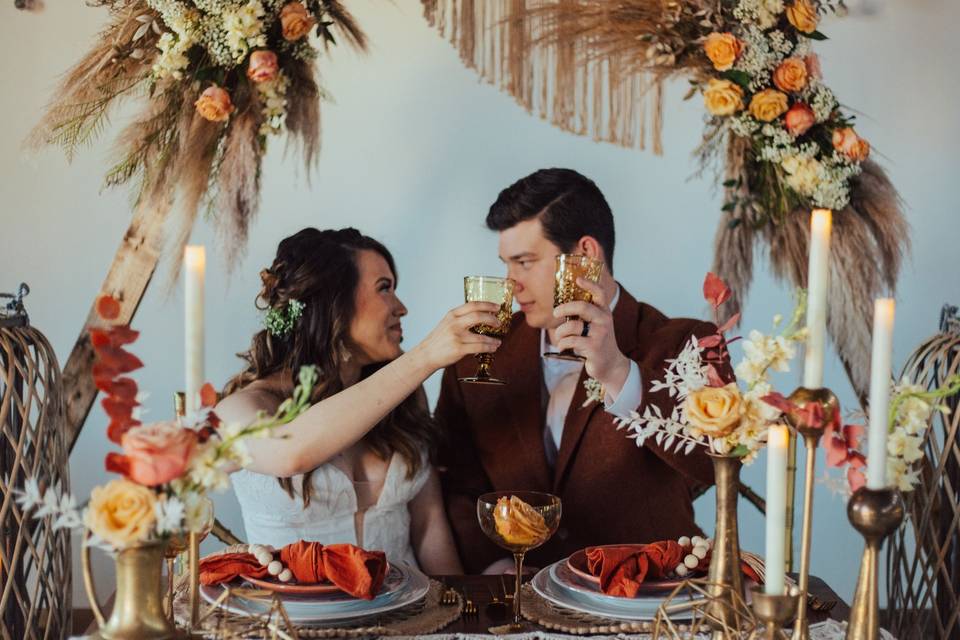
[462,589,478,617]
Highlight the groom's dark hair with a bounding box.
[486,168,615,270]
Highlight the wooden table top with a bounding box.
[85,573,848,636]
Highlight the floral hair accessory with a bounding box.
[265,299,305,337]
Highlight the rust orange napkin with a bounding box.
[584,542,764,598]
[585,541,685,598]
[200,541,388,599]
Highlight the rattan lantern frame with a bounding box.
[886,304,960,640]
[1,285,72,640]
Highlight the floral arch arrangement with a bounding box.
[422,0,908,404]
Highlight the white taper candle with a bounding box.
[765,425,789,595]
[866,298,895,489]
[184,246,206,415]
[803,209,832,388]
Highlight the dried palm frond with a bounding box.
[29,0,368,277]
[713,148,908,406]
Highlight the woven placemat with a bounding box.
[174,572,463,637]
[519,584,706,637]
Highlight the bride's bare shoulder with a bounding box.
[215,381,280,424]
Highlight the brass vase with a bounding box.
[705,453,747,636]
[83,539,181,640]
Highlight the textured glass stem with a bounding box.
[513,552,524,626]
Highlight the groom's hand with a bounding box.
[553,278,631,398]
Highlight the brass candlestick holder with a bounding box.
[748,586,800,640]
[845,487,904,640]
[782,387,838,640]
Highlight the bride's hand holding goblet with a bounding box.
[410,302,502,372]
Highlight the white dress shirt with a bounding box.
[540,286,643,466]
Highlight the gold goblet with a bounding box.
[477,491,562,630]
[543,254,603,361]
[459,276,514,385]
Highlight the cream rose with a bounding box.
[786,0,819,34]
[280,2,315,41]
[685,383,744,438]
[86,479,158,548]
[749,89,789,122]
[704,79,745,116]
[247,50,279,83]
[784,103,815,136]
[773,58,808,93]
[194,86,234,122]
[703,33,743,72]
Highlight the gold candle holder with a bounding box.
[782,387,838,640]
[705,454,747,637]
[845,487,904,640]
[748,586,800,640]
[188,531,201,629]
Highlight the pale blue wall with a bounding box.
[2,0,957,608]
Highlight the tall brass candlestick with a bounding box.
[845,487,904,640]
[188,532,200,629]
[783,387,838,640]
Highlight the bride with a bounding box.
[216,227,501,574]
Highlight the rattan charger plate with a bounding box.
[174,574,462,637]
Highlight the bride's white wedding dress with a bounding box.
[231,451,430,567]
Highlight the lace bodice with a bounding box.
[230,451,431,567]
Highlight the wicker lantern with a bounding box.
[1,284,71,640]
[887,304,960,640]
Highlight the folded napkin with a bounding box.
[200,541,388,600]
[584,542,764,598]
[586,541,685,598]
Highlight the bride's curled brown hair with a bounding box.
[225,227,438,505]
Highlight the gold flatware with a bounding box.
[440,587,459,606]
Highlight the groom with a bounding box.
[435,168,727,573]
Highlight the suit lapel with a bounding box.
[470,316,552,491]
[552,285,642,490]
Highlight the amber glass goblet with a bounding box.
[543,254,603,361]
[458,276,514,385]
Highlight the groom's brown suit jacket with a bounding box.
[435,286,724,573]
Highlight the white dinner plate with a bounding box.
[530,560,696,621]
[201,561,429,625]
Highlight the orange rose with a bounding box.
[121,422,197,486]
[804,53,822,80]
[280,2,315,41]
[194,86,234,122]
[749,89,789,122]
[786,0,819,33]
[247,50,279,83]
[784,103,815,136]
[685,383,744,438]
[773,58,808,93]
[703,33,743,71]
[832,127,870,161]
[703,79,745,116]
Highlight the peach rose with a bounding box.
[786,0,819,33]
[703,33,743,71]
[784,103,816,136]
[749,89,789,122]
[804,53,822,80]
[703,79,745,116]
[247,50,279,83]
[85,479,158,548]
[685,383,744,438]
[280,2,315,41]
[121,422,197,486]
[195,86,234,122]
[773,58,808,93]
[832,127,870,161]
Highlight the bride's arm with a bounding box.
[216,302,501,478]
[408,469,464,574]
